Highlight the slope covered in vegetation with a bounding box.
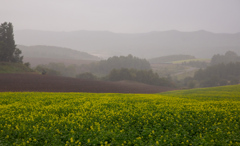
[148,55,195,64]
[161,84,240,100]
[0,62,33,73]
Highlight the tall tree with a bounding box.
[0,22,23,62]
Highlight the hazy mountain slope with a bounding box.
[18,45,100,60]
[15,30,240,59]
[18,45,100,66]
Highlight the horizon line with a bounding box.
[15,29,240,34]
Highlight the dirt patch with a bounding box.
[0,74,175,93]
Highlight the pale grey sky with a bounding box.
[1,0,240,33]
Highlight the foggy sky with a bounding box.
[1,0,240,33]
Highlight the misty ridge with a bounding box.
[15,30,240,59]
[12,28,240,88]
[2,21,240,89]
[18,45,100,61]
[17,45,100,67]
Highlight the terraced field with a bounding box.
[0,85,240,145]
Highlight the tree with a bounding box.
[0,22,23,62]
[211,51,240,65]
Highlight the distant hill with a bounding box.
[17,45,100,66]
[15,30,240,59]
[0,62,34,73]
[148,55,195,64]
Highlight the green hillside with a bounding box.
[161,84,240,100]
[0,62,34,73]
[172,58,210,64]
[148,55,195,64]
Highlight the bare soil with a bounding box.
[0,73,175,93]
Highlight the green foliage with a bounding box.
[181,61,240,88]
[11,48,23,63]
[0,62,33,73]
[193,62,240,87]
[108,68,173,87]
[149,55,195,64]
[23,62,31,68]
[35,63,76,77]
[33,55,150,78]
[0,22,23,63]
[81,54,151,76]
[211,51,240,65]
[76,72,97,80]
[0,85,240,145]
[35,65,61,76]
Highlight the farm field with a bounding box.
[0,74,173,93]
[172,58,210,64]
[0,85,240,145]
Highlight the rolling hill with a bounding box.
[18,45,100,66]
[15,30,240,59]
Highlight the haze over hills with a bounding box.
[18,45,100,66]
[15,30,240,59]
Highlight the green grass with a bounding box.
[0,62,33,73]
[172,58,210,64]
[0,85,240,145]
[161,84,240,101]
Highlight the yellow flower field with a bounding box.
[0,85,240,145]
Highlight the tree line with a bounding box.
[180,51,240,88]
[76,68,174,87]
[80,54,151,76]
[193,62,240,87]
[36,55,151,77]
[211,51,240,65]
[36,55,174,87]
[107,68,173,87]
